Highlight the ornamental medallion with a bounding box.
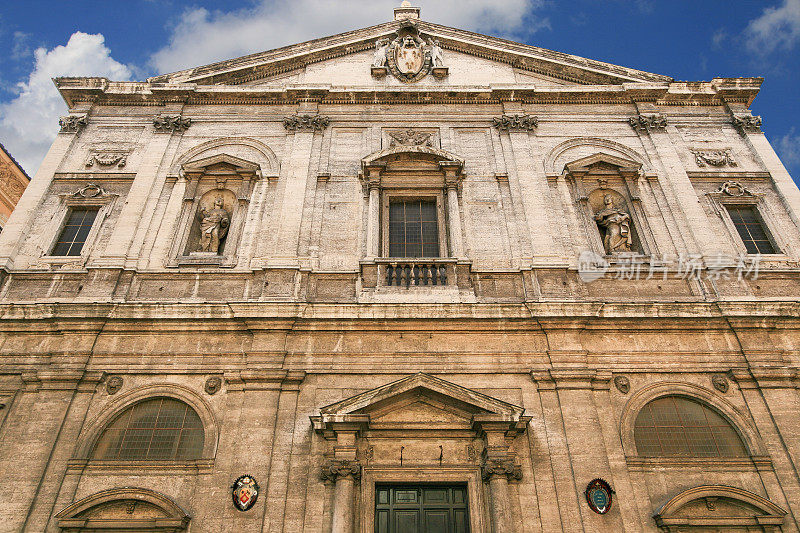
[585,478,614,514]
[232,475,260,511]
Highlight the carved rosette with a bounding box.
[59,115,88,133]
[283,115,330,132]
[481,459,522,482]
[732,114,762,134]
[153,115,192,133]
[493,115,538,132]
[691,149,737,167]
[320,460,361,482]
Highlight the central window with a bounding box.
[388,199,440,258]
[375,485,469,533]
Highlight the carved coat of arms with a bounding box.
[376,25,444,83]
[232,475,259,511]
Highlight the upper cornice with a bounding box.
[53,77,763,109]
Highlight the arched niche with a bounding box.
[654,485,786,532]
[544,137,653,178]
[619,382,766,459]
[170,137,279,178]
[168,153,261,267]
[55,487,190,532]
[563,152,657,256]
[75,384,218,462]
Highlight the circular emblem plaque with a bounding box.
[232,475,260,511]
[585,478,614,514]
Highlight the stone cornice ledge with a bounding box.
[54,78,763,108]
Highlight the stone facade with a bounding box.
[0,4,799,532]
[0,143,30,232]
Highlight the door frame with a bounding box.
[361,466,485,533]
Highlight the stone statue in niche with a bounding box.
[594,194,633,254]
[196,196,230,253]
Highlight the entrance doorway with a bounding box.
[375,485,469,533]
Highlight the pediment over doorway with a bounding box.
[311,373,529,433]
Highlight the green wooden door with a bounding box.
[375,485,469,533]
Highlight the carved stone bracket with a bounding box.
[481,459,522,482]
[691,149,737,167]
[629,113,667,133]
[153,115,192,133]
[732,114,762,134]
[283,115,330,132]
[320,459,362,482]
[493,114,538,132]
[59,115,88,133]
[85,152,128,168]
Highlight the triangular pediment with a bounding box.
[149,19,671,87]
[319,373,524,418]
[182,153,261,174]
[564,153,643,174]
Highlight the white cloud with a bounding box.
[777,128,800,173]
[0,32,132,176]
[745,0,800,54]
[150,0,547,73]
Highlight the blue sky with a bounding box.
[0,0,798,182]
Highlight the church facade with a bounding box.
[1,4,799,532]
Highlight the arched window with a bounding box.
[634,396,747,457]
[92,397,204,460]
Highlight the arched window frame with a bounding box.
[75,385,218,464]
[619,382,767,466]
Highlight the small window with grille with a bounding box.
[51,207,99,256]
[92,397,205,461]
[388,199,440,258]
[725,205,777,255]
[634,396,748,457]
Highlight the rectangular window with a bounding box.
[51,208,98,256]
[725,205,777,254]
[388,200,439,258]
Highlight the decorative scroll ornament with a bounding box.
[388,130,435,147]
[59,115,87,133]
[320,460,361,482]
[629,113,667,132]
[85,152,127,169]
[493,114,539,132]
[231,475,260,511]
[481,459,522,482]
[691,149,737,167]
[585,478,614,514]
[153,115,192,133]
[715,180,752,197]
[712,374,729,393]
[732,114,762,134]
[74,183,108,199]
[283,115,330,132]
[613,376,630,394]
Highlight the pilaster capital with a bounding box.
[320,459,362,482]
[732,114,763,134]
[481,458,522,482]
[493,114,538,132]
[283,114,330,132]
[59,114,88,133]
[629,113,667,133]
[153,114,192,133]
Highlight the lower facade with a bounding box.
[0,301,798,533]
